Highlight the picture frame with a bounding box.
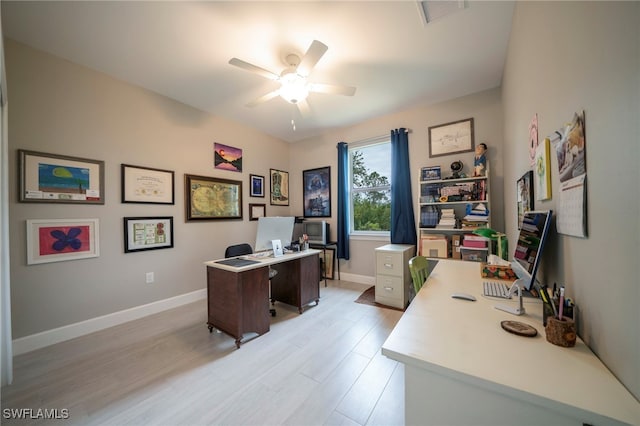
[420,166,442,181]
[26,218,100,265]
[185,174,242,221]
[124,216,174,253]
[428,118,475,158]
[303,166,331,217]
[19,149,105,204]
[121,164,175,204]
[320,247,336,280]
[249,174,265,197]
[270,169,289,206]
[249,203,266,221]
[516,171,534,229]
[214,142,242,172]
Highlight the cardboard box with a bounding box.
[451,234,461,259]
[480,263,517,281]
[420,236,448,258]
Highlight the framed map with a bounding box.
[185,174,242,221]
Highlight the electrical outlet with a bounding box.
[146,272,154,284]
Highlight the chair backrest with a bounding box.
[225,243,253,258]
[409,256,430,295]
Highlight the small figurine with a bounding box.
[474,143,487,176]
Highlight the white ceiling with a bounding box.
[2,1,515,143]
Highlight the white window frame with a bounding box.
[348,136,392,239]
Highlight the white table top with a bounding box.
[382,259,640,425]
[204,248,321,272]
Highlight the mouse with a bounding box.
[451,293,476,302]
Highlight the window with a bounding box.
[349,139,392,235]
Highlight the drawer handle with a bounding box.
[384,286,393,291]
[384,263,393,268]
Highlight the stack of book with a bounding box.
[462,203,489,230]
[462,234,488,249]
[436,208,456,229]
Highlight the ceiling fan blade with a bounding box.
[246,90,280,107]
[296,99,310,116]
[229,58,279,80]
[309,83,356,96]
[296,40,328,77]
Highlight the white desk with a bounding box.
[204,249,321,347]
[381,259,640,425]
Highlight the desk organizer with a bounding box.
[545,317,576,347]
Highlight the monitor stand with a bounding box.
[494,279,526,316]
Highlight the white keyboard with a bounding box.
[483,281,511,299]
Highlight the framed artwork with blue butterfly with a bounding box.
[26,218,100,265]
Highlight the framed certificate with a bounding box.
[121,164,175,204]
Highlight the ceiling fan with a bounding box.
[228,40,356,115]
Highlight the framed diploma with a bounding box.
[185,174,243,221]
[249,203,266,221]
[121,164,175,204]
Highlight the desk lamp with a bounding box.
[472,228,508,261]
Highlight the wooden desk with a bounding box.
[204,249,321,348]
[382,259,640,426]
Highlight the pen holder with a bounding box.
[545,317,576,347]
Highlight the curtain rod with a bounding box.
[353,128,413,145]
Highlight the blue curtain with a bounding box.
[336,142,350,260]
[390,129,417,245]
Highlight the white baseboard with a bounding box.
[12,289,207,356]
[337,272,375,286]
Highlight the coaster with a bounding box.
[501,320,537,337]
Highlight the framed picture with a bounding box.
[249,203,266,221]
[303,166,331,217]
[516,171,534,229]
[420,166,441,181]
[124,217,173,253]
[428,118,475,158]
[214,142,242,172]
[249,174,265,197]
[185,174,242,221]
[26,218,100,265]
[19,149,104,204]
[320,247,335,280]
[121,164,174,204]
[270,169,289,206]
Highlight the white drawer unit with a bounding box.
[374,244,414,309]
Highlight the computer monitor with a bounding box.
[510,210,553,292]
[254,216,295,253]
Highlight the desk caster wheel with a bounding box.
[270,308,276,317]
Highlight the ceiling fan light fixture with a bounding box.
[278,73,309,104]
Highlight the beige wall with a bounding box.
[502,1,639,398]
[290,88,504,278]
[6,39,291,338]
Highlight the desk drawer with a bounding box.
[376,251,404,277]
[375,275,403,302]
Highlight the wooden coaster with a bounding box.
[501,320,537,337]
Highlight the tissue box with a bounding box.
[480,263,517,281]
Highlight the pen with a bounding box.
[542,287,557,318]
[558,287,565,320]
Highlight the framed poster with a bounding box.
[303,166,331,218]
[185,174,242,221]
[26,218,100,265]
[121,164,174,204]
[249,174,265,197]
[249,203,266,221]
[214,142,242,172]
[19,150,104,204]
[270,169,289,206]
[516,171,534,229]
[124,217,174,253]
[428,118,474,158]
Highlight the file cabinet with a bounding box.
[374,244,414,309]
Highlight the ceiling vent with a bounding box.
[417,1,467,26]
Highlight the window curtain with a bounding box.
[336,142,350,260]
[390,128,417,246]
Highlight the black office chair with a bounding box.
[225,243,277,317]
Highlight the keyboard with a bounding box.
[483,281,511,298]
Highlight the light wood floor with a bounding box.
[1,280,405,426]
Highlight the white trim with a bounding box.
[12,289,207,355]
[338,272,375,286]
